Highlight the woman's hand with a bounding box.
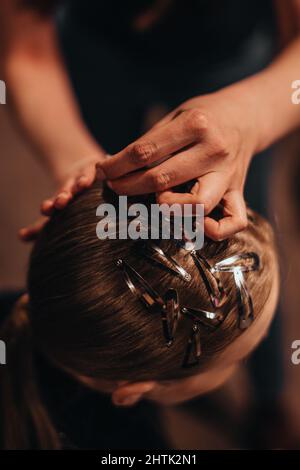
[19,154,106,241]
[40,154,106,216]
[101,85,263,240]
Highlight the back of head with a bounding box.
[27,184,277,381]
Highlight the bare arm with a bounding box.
[1,1,105,185]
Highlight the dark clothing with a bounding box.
[65,0,275,65]
[56,1,277,155]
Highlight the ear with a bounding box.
[112,381,156,407]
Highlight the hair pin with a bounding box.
[191,251,226,308]
[142,243,191,282]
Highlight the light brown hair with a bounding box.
[0,184,277,448]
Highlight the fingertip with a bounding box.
[41,199,54,215]
[156,191,176,205]
[76,176,89,190]
[204,218,223,242]
[54,191,71,209]
[18,228,34,242]
[18,228,28,239]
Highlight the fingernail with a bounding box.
[106,180,113,189]
[78,176,87,184]
[54,194,69,208]
[42,199,53,209]
[56,192,69,201]
[77,177,88,189]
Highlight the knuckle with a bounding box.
[150,170,173,191]
[185,109,208,136]
[209,136,229,158]
[129,141,158,165]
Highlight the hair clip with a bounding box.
[182,322,202,368]
[191,251,226,308]
[212,252,259,330]
[161,288,180,346]
[180,307,224,367]
[232,268,254,329]
[212,252,259,274]
[116,249,260,369]
[117,260,181,346]
[116,259,164,311]
[142,243,191,282]
[182,307,223,328]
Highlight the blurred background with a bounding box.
[1,102,300,448]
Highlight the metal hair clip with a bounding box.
[116,248,260,369]
[191,251,226,309]
[212,252,259,330]
[232,268,255,329]
[116,259,164,311]
[162,288,180,346]
[117,260,182,347]
[142,243,191,282]
[182,322,202,368]
[212,252,259,274]
[180,307,223,367]
[182,307,223,328]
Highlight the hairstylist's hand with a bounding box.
[101,86,262,240]
[19,154,107,242]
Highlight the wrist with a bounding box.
[227,72,276,154]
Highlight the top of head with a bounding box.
[28,183,278,381]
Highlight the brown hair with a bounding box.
[0,184,277,448]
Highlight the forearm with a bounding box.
[222,35,300,154]
[4,22,104,182]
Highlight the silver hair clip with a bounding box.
[212,252,259,330]
[116,259,164,311]
[212,252,259,274]
[182,307,223,328]
[180,307,223,367]
[117,260,182,347]
[162,288,180,346]
[182,322,202,368]
[116,249,260,369]
[142,243,191,282]
[191,251,226,309]
[116,259,221,366]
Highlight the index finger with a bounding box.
[101,109,208,180]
